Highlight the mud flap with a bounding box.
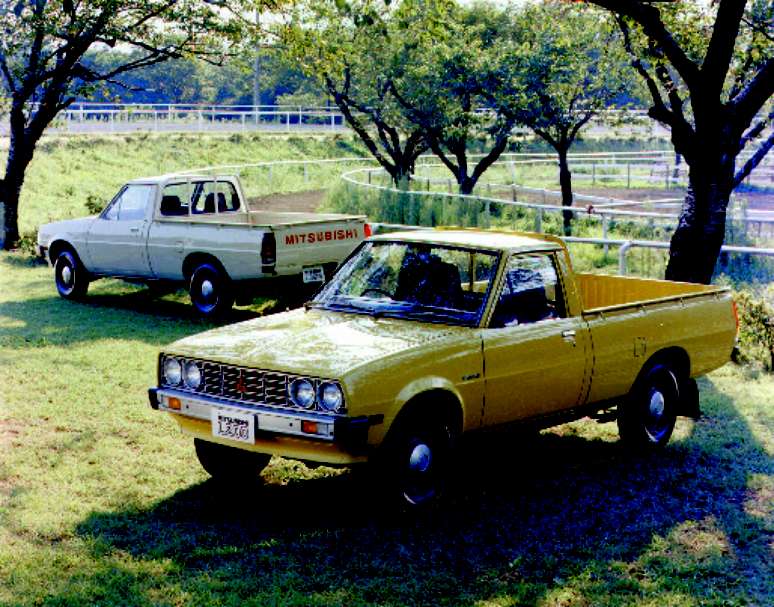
[677,377,701,419]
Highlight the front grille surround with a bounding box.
[159,354,345,414]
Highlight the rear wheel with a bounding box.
[618,363,679,450]
[188,262,233,316]
[194,438,271,481]
[54,249,89,300]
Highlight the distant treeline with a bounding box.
[77,46,646,109]
[79,49,322,107]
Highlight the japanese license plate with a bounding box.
[211,408,255,444]
[302,266,325,283]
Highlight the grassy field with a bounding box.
[1,251,772,607]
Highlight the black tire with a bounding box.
[194,438,271,481]
[54,249,89,300]
[379,411,456,510]
[188,262,233,316]
[618,363,680,450]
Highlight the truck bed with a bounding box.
[577,273,723,312]
[156,210,364,228]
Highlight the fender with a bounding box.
[374,376,466,443]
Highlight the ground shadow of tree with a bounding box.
[64,377,772,606]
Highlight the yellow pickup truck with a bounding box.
[149,229,737,508]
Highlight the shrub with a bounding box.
[734,289,774,371]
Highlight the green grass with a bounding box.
[1,252,772,606]
[5,132,368,235]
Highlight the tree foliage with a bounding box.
[279,0,429,187]
[388,0,519,195]
[489,1,636,233]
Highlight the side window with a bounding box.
[490,254,565,328]
[160,183,190,217]
[219,182,240,212]
[190,181,240,214]
[102,185,154,221]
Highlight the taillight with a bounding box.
[732,299,739,333]
[261,232,276,268]
[364,223,372,238]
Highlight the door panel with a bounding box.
[482,317,589,426]
[87,185,155,276]
[482,252,590,427]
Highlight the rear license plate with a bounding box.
[211,408,255,444]
[302,266,325,283]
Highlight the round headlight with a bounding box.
[163,357,182,385]
[319,382,344,412]
[289,378,316,409]
[183,360,202,389]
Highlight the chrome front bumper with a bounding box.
[148,387,382,451]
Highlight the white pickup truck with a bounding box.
[37,174,368,314]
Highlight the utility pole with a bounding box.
[252,10,260,109]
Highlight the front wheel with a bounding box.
[194,438,271,482]
[54,249,89,300]
[188,262,233,316]
[618,363,679,450]
[379,413,456,510]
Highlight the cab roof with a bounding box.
[368,228,565,253]
[126,174,230,185]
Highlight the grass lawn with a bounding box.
[0,251,772,606]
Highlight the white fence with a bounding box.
[0,103,674,137]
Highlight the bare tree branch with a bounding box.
[701,0,747,99]
[588,0,701,92]
[734,129,774,187]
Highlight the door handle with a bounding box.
[561,329,577,345]
[129,227,140,233]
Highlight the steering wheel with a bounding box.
[361,287,394,299]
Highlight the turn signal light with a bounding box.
[168,397,182,410]
[301,420,318,434]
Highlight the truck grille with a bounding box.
[159,356,333,412]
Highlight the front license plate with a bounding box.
[302,266,325,283]
[211,408,255,444]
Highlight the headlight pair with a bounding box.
[162,356,202,389]
[289,378,344,413]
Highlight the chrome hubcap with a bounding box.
[201,280,214,298]
[649,390,665,419]
[61,265,73,285]
[409,443,432,473]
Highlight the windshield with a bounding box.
[311,241,499,326]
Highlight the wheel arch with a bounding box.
[182,252,230,282]
[635,347,690,387]
[382,387,464,446]
[48,239,85,266]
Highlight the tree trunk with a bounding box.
[2,105,37,250]
[664,161,733,284]
[557,148,574,236]
[459,174,475,196]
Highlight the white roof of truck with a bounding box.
[126,174,227,185]
[370,229,564,253]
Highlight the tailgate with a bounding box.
[271,215,367,277]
